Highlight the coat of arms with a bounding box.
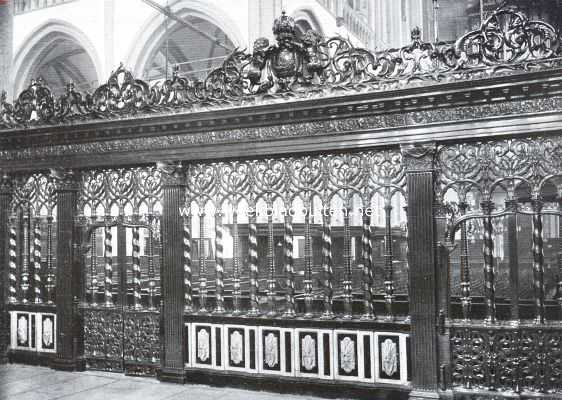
[264,333,278,368]
[301,334,316,371]
[381,338,398,377]
[230,330,243,365]
[197,329,210,362]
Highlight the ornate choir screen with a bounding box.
[182,150,411,385]
[6,173,58,360]
[438,137,562,394]
[78,167,162,376]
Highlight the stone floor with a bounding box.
[0,364,329,400]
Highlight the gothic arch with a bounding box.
[10,19,102,97]
[292,8,325,37]
[126,0,245,80]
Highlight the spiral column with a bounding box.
[183,214,193,313]
[532,199,545,324]
[45,216,54,304]
[248,212,259,315]
[132,225,142,309]
[8,219,17,303]
[21,213,30,303]
[459,202,471,321]
[481,201,496,324]
[90,222,98,305]
[232,211,241,314]
[198,211,208,312]
[214,211,225,313]
[266,206,276,316]
[361,213,374,319]
[283,213,295,317]
[33,218,42,304]
[342,207,353,319]
[321,211,334,318]
[304,205,314,318]
[104,223,113,307]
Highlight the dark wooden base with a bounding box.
[158,367,187,384]
[408,390,440,400]
[8,350,54,367]
[184,369,410,400]
[50,357,86,371]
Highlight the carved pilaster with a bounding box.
[50,168,84,371]
[0,172,12,364]
[401,144,441,399]
[157,162,186,383]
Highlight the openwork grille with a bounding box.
[184,150,408,319]
[8,173,57,305]
[78,166,162,375]
[438,136,562,394]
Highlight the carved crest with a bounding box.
[381,338,398,377]
[264,333,278,368]
[197,329,210,362]
[301,334,316,371]
[230,330,243,365]
[340,336,356,373]
[42,317,53,347]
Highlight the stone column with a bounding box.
[0,1,13,96]
[402,144,440,400]
[0,173,12,364]
[158,162,186,383]
[50,169,84,371]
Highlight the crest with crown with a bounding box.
[273,11,296,41]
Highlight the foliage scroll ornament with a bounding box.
[0,6,561,129]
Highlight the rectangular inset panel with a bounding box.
[184,323,190,367]
[295,329,332,379]
[226,326,245,369]
[215,327,222,367]
[374,332,409,385]
[249,328,256,371]
[334,330,372,383]
[14,312,31,350]
[37,313,56,353]
[258,327,293,377]
[193,324,213,367]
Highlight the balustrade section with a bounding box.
[7,173,57,307]
[183,151,408,320]
[437,136,562,394]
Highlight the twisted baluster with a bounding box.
[342,208,353,319]
[90,223,98,306]
[199,212,208,313]
[304,206,314,318]
[532,199,545,324]
[33,218,42,304]
[383,203,394,320]
[248,212,260,315]
[558,201,562,318]
[459,202,471,321]
[8,219,17,303]
[132,225,142,309]
[214,211,225,313]
[232,211,241,314]
[147,215,156,310]
[104,223,114,307]
[21,213,30,303]
[267,206,276,316]
[184,214,193,313]
[45,216,54,304]
[361,213,374,319]
[321,211,334,319]
[482,201,496,324]
[283,213,295,317]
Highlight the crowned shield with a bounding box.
[264,333,278,368]
[381,338,398,377]
[197,329,210,362]
[301,335,316,371]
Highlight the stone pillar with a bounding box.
[402,144,440,400]
[50,169,84,371]
[158,162,186,383]
[0,173,12,364]
[0,1,13,96]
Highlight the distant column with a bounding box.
[0,1,13,96]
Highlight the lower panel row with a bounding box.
[185,323,410,386]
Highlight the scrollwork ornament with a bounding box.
[401,143,436,172]
[50,168,81,192]
[157,162,186,187]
